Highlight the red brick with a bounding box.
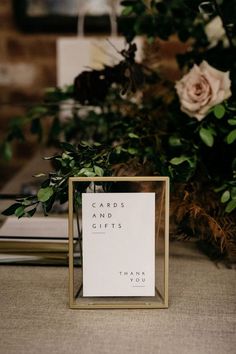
[27,37,56,58]
[9,89,43,103]
[0,14,15,30]
[6,36,28,58]
[37,62,57,87]
[6,36,56,59]
[0,86,11,103]
[0,37,7,59]
[0,0,12,9]
[0,1,12,16]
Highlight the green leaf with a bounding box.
[208,126,217,136]
[84,163,92,168]
[115,146,122,154]
[170,156,189,165]
[121,6,133,16]
[227,119,236,126]
[169,136,182,147]
[84,171,96,177]
[43,156,56,160]
[231,187,236,200]
[127,147,138,155]
[93,142,101,147]
[77,168,96,177]
[37,187,54,202]
[226,129,236,144]
[15,206,25,218]
[147,36,155,44]
[128,132,139,139]
[232,158,236,171]
[62,152,72,160]
[213,104,225,119]
[80,141,91,148]
[214,184,227,193]
[22,199,34,206]
[33,173,46,178]
[225,199,236,213]
[94,166,104,177]
[30,106,47,116]
[1,142,12,161]
[199,127,214,147]
[221,190,230,203]
[69,160,75,168]
[2,203,22,216]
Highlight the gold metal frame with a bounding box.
[68,176,169,309]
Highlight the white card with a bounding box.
[82,193,155,297]
[57,37,144,87]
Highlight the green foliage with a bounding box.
[225,199,236,213]
[2,203,23,216]
[227,119,236,126]
[2,142,115,217]
[0,86,77,160]
[37,187,54,203]
[169,153,197,182]
[1,0,236,219]
[226,129,236,144]
[221,190,230,203]
[120,0,208,43]
[170,155,192,166]
[214,104,226,119]
[0,142,13,161]
[199,127,215,147]
[216,179,236,213]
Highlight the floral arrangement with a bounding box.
[2,0,236,262]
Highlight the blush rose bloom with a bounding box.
[175,61,232,121]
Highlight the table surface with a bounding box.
[0,241,235,354]
[0,152,235,353]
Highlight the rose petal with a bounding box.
[175,60,232,121]
[181,99,202,111]
[188,77,211,102]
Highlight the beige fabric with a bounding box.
[0,242,235,354]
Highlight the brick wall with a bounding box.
[0,1,57,106]
[0,0,58,188]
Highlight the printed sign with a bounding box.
[82,192,155,297]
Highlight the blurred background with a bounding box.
[0,0,57,187]
[0,0,187,189]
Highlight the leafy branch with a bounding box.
[2,142,113,218]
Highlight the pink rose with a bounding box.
[175,61,232,121]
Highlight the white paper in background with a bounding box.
[82,193,155,297]
[0,217,68,239]
[56,36,144,87]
